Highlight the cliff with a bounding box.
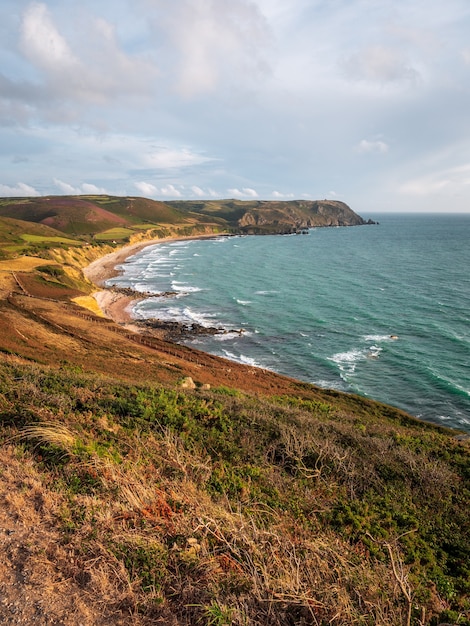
[168,198,375,234]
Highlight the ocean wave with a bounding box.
[329,345,382,375]
[221,350,261,367]
[363,334,395,342]
[236,299,252,306]
[213,330,250,341]
[255,290,280,296]
[133,282,161,294]
[313,379,347,391]
[134,305,218,328]
[171,281,202,293]
[329,349,364,374]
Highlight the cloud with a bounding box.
[228,187,258,198]
[191,185,205,197]
[160,184,182,197]
[20,2,79,74]
[81,182,107,194]
[398,163,470,196]
[135,181,158,196]
[148,0,272,97]
[53,178,107,195]
[272,190,295,198]
[16,1,158,117]
[134,182,182,197]
[357,139,389,154]
[144,147,212,169]
[0,182,41,197]
[190,185,220,198]
[341,45,419,84]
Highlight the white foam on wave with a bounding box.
[133,282,161,294]
[213,331,249,341]
[169,240,190,248]
[171,281,202,293]
[329,342,383,377]
[314,379,346,391]
[236,299,252,306]
[134,304,217,328]
[363,334,394,342]
[222,350,260,367]
[255,290,279,296]
[328,349,366,376]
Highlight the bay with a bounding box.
[107,214,470,432]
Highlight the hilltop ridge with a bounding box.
[0,195,372,252]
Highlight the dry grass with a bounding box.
[72,295,107,316]
[0,256,56,271]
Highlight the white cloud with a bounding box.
[190,185,220,198]
[272,190,295,198]
[160,184,182,197]
[357,139,389,154]
[191,185,205,197]
[134,182,183,197]
[144,148,212,169]
[18,1,158,112]
[81,182,107,194]
[135,181,158,196]
[20,2,79,74]
[0,182,41,197]
[151,0,272,97]
[53,178,107,195]
[228,187,259,198]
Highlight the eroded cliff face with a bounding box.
[237,200,369,232]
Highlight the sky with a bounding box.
[1,0,470,213]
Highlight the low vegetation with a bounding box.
[1,355,469,625]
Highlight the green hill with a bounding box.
[0,195,189,237]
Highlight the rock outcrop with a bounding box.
[237,200,372,233]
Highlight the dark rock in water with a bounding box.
[136,318,244,341]
[112,287,180,299]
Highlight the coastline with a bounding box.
[83,233,227,326]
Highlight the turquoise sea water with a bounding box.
[107,214,470,432]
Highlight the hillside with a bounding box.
[0,195,373,253]
[169,198,374,233]
[0,196,468,626]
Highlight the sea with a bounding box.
[106,214,470,433]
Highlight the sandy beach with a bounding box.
[83,233,226,326]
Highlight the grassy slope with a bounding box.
[0,196,469,626]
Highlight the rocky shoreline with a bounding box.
[83,234,233,340]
